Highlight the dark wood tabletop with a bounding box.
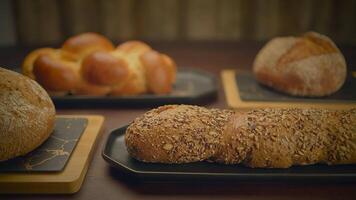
[1,41,356,200]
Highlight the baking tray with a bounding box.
[51,68,217,108]
[102,126,356,182]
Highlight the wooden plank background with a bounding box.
[6,0,356,45]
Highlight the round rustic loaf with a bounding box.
[253,32,347,96]
[0,67,56,161]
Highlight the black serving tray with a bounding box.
[236,71,356,103]
[102,126,356,182]
[51,68,217,108]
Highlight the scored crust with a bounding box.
[0,67,56,161]
[253,32,347,96]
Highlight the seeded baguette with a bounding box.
[125,105,356,168]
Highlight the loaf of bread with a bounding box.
[0,67,55,161]
[22,32,176,96]
[125,105,356,168]
[253,32,347,97]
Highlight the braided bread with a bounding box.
[22,33,176,96]
[253,32,347,97]
[125,105,356,168]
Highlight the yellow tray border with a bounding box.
[0,115,104,194]
[221,70,356,110]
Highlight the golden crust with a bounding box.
[22,33,176,96]
[125,105,356,168]
[116,40,151,53]
[140,50,177,94]
[33,52,78,92]
[81,51,129,86]
[61,32,115,61]
[22,48,55,79]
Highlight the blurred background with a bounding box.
[0,0,355,46]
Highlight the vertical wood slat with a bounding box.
[0,0,16,45]
[136,0,180,40]
[185,0,218,40]
[14,0,62,45]
[329,0,356,44]
[309,0,333,36]
[217,0,256,40]
[253,0,280,40]
[99,0,134,41]
[10,0,356,45]
[276,0,313,35]
[59,0,100,37]
[217,0,244,40]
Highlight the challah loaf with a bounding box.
[0,67,55,161]
[253,32,347,97]
[22,33,176,96]
[125,105,356,168]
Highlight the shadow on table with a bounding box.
[108,166,356,197]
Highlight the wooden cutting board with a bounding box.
[222,70,356,109]
[0,115,104,194]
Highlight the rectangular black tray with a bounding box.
[102,126,356,182]
[51,68,217,108]
[236,71,356,103]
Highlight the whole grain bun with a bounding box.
[0,67,56,161]
[253,32,347,96]
[125,105,356,168]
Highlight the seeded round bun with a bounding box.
[0,67,56,161]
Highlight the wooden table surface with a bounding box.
[1,41,356,200]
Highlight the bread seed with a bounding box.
[163,143,173,151]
